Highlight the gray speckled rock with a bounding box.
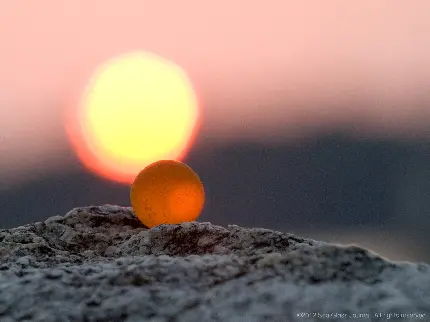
[0,205,429,322]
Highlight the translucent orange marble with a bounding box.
[130,160,205,228]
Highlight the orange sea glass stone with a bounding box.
[130,160,205,228]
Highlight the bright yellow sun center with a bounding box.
[71,52,199,183]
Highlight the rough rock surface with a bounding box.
[0,205,429,322]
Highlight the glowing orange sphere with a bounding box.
[130,160,205,228]
[65,51,200,184]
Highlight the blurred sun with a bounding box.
[66,51,200,184]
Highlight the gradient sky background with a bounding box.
[1,1,430,262]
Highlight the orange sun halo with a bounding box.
[65,52,200,184]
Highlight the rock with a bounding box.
[0,205,429,322]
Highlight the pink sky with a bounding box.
[1,0,430,184]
